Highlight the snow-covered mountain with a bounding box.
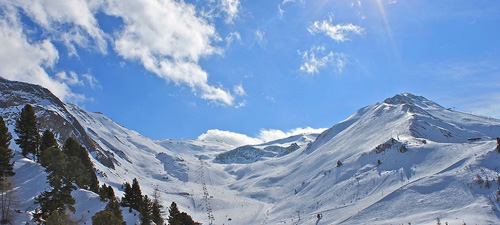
[2,77,500,224]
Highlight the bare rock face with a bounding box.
[0,77,114,169]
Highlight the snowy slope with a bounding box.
[219,93,500,224]
[3,76,500,225]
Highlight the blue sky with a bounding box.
[1,0,499,144]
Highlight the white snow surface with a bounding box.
[7,92,500,224]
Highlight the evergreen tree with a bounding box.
[62,138,99,192]
[168,201,196,225]
[14,104,40,159]
[0,117,14,179]
[107,185,115,200]
[121,182,133,208]
[92,210,122,225]
[167,202,180,225]
[33,173,76,223]
[130,178,143,210]
[0,147,15,183]
[39,130,58,160]
[99,184,110,201]
[0,117,11,149]
[39,147,66,169]
[497,137,500,153]
[152,188,164,225]
[105,198,123,223]
[45,210,76,225]
[139,195,153,225]
[34,147,76,223]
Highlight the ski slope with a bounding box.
[4,84,500,225]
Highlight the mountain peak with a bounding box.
[383,93,428,105]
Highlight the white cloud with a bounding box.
[233,84,246,96]
[255,28,265,45]
[0,8,84,102]
[198,127,327,147]
[82,73,102,89]
[11,0,108,54]
[1,0,237,106]
[198,129,262,146]
[235,100,246,109]
[258,127,327,143]
[299,46,347,74]
[278,0,305,17]
[219,0,240,23]
[308,16,364,42]
[55,71,82,86]
[105,0,234,106]
[225,32,241,46]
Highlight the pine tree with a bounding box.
[0,147,14,182]
[107,185,115,200]
[62,138,99,192]
[14,104,40,160]
[139,195,153,225]
[121,182,133,208]
[168,201,196,225]
[0,117,11,149]
[152,188,164,225]
[34,147,76,223]
[497,137,500,153]
[45,210,76,225]
[121,179,143,211]
[0,117,14,180]
[105,198,123,222]
[39,130,58,160]
[168,202,180,225]
[92,210,122,225]
[99,184,110,201]
[130,178,143,210]
[34,173,76,223]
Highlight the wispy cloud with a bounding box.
[308,15,364,42]
[255,28,265,45]
[233,84,246,96]
[200,0,241,24]
[225,32,241,46]
[278,0,305,17]
[219,0,240,23]
[299,46,347,74]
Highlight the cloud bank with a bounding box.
[198,127,327,146]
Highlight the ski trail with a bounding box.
[198,158,215,224]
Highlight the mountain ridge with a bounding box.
[2,77,500,224]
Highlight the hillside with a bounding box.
[1,77,500,224]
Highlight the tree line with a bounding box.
[1,104,198,224]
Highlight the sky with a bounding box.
[0,0,499,145]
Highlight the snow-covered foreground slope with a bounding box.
[3,77,500,225]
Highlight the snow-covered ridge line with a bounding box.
[3,77,500,224]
